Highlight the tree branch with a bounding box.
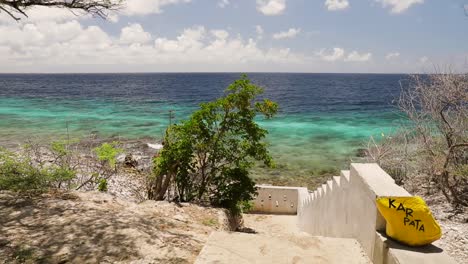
[0,0,121,20]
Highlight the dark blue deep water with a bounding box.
[0,73,408,174]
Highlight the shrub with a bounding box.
[148,75,278,217]
[0,140,122,193]
[75,142,122,191]
[0,148,77,192]
[0,148,48,192]
[97,178,108,192]
[93,142,122,170]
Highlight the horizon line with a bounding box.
[0,71,420,75]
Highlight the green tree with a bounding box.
[148,75,278,214]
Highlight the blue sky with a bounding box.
[0,0,467,73]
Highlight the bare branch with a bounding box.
[0,0,122,21]
[0,5,20,20]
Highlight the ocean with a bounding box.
[0,73,407,176]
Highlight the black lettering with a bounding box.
[405,208,413,218]
[419,225,425,232]
[415,219,421,229]
[397,203,406,212]
[403,217,410,226]
[389,198,396,209]
[409,220,416,227]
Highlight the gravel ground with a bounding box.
[424,194,468,263]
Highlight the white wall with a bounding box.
[251,185,308,214]
[297,163,456,264]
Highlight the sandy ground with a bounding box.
[0,191,225,264]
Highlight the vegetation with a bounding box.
[98,178,108,192]
[94,141,122,170]
[366,73,468,207]
[0,141,122,193]
[147,75,278,216]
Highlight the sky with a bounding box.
[0,0,467,73]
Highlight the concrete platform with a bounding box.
[195,231,371,264]
[195,214,370,264]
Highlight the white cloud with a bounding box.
[419,56,429,64]
[218,0,230,8]
[318,48,345,61]
[376,0,424,14]
[120,23,152,44]
[255,25,264,38]
[317,48,372,62]
[385,52,400,60]
[123,0,192,16]
[345,51,372,62]
[273,28,301,40]
[325,0,349,11]
[256,0,286,15]
[0,22,299,72]
[211,29,229,40]
[155,26,206,52]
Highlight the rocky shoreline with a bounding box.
[1,136,164,202]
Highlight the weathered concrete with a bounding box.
[374,231,456,264]
[195,232,371,264]
[195,214,371,264]
[252,185,308,214]
[297,163,457,264]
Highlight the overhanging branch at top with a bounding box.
[0,0,122,21]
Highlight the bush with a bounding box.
[97,178,108,192]
[0,140,122,193]
[148,75,278,216]
[75,142,122,191]
[0,149,47,192]
[93,141,122,170]
[0,148,76,192]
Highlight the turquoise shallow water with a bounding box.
[0,73,406,174]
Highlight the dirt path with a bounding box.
[0,191,224,264]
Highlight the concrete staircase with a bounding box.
[195,163,457,264]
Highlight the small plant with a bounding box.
[72,142,122,191]
[12,246,36,263]
[97,178,108,192]
[51,141,68,158]
[93,142,122,170]
[201,217,219,227]
[48,166,76,188]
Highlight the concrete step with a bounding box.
[195,214,371,264]
[195,231,371,264]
